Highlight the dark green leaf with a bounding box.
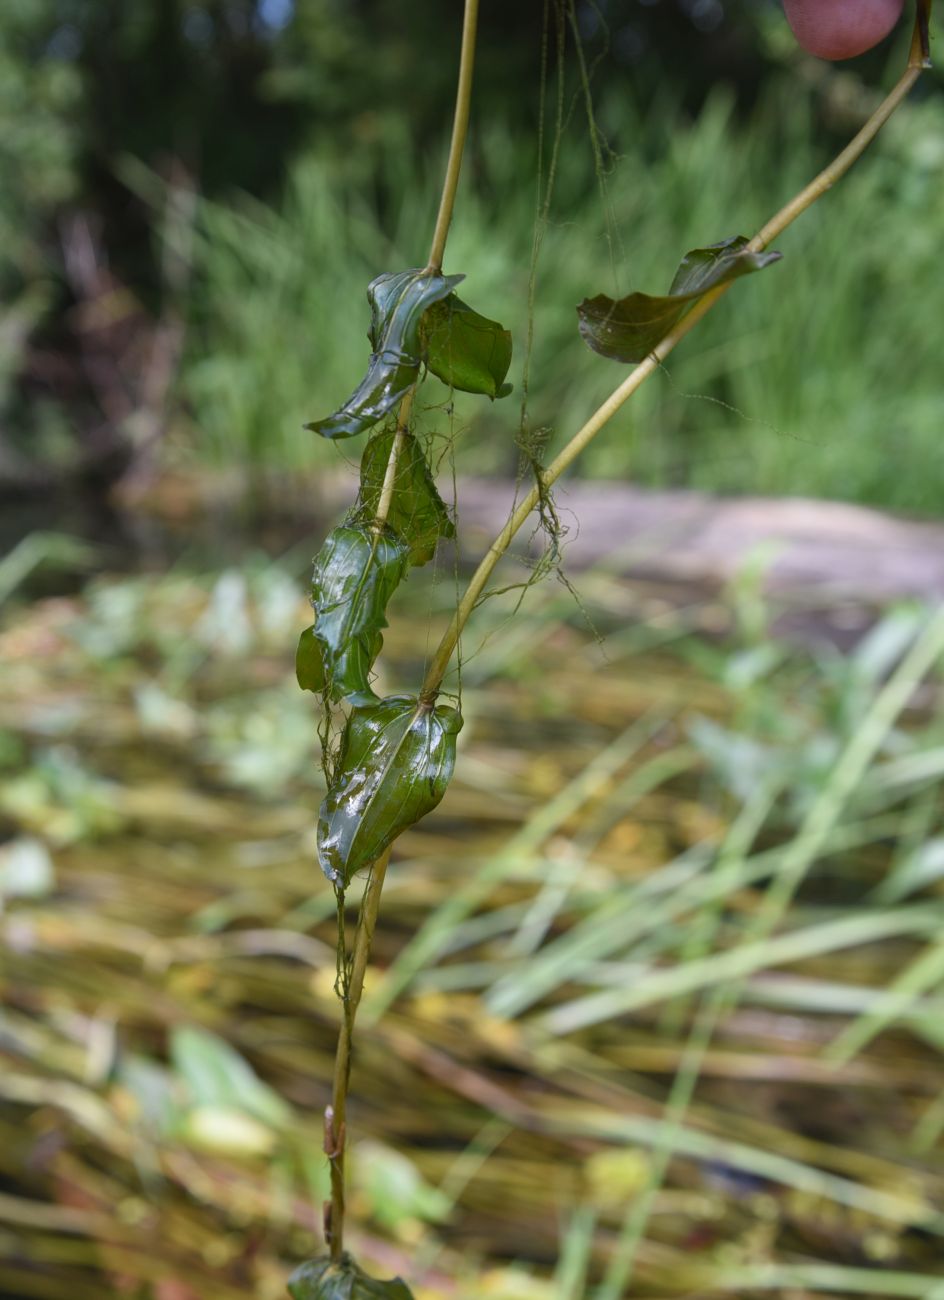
[295,626,324,693]
[577,236,782,364]
[298,525,409,703]
[307,269,462,439]
[422,294,513,399]
[356,427,455,566]
[288,1256,414,1300]
[318,693,463,886]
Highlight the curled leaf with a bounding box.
[422,294,513,399]
[318,693,463,886]
[356,426,455,566]
[297,525,409,703]
[577,236,782,364]
[307,269,462,439]
[288,1256,414,1300]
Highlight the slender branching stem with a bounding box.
[371,391,414,534]
[325,850,391,1261]
[426,0,481,274]
[322,0,931,1266]
[419,36,928,700]
[323,0,482,1260]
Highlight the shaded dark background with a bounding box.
[5,0,941,536]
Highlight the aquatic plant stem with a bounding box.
[426,0,480,274]
[325,849,391,1261]
[419,29,928,700]
[372,0,480,529]
[319,0,930,1268]
[371,393,414,534]
[323,0,482,1260]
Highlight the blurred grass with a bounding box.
[174,71,944,514]
[3,547,944,1296]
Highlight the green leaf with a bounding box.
[170,1026,291,1128]
[422,293,513,399]
[288,1256,414,1300]
[356,426,455,566]
[298,525,409,704]
[318,693,463,886]
[295,625,325,693]
[577,236,782,364]
[307,268,462,439]
[354,1140,451,1231]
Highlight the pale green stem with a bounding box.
[373,0,481,521]
[324,0,482,1260]
[371,391,414,534]
[324,0,930,1266]
[326,850,390,1261]
[426,0,480,274]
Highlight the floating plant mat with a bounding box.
[1,567,944,1298]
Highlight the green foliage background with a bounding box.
[3,0,944,515]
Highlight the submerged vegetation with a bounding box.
[2,559,944,1295]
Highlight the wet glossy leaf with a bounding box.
[356,427,455,566]
[288,1257,414,1300]
[318,693,463,886]
[577,236,782,364]
[422,294,513,399]
[307,269,462,439]
[297,526,409,703]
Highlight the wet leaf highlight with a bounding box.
[307,269,462,440]
[297,525,409,703]
[577,236,782,364]
[288,1256,414,1300]
[317,694,463,886]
